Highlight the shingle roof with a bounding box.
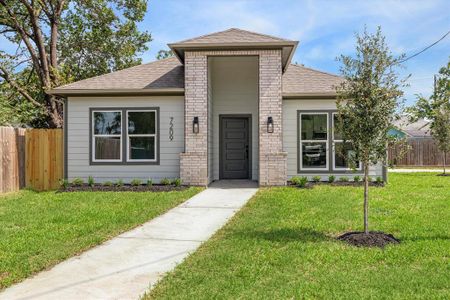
[51,58,342,97]
[173,28,291,44]
[282,64,343,96]
[393,117,431,137]
[55,57,183,91]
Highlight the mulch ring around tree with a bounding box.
[59,184,188,193]
[436,173,450,176]
[337,231,400,248]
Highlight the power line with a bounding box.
[399,30,450,63]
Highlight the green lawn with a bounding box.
[148,173,450,299]
[0,188,201,289]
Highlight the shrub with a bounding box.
[172,178,182,187]
[59,179,69,189]
[376,176,383,184]
[367,176,372,182]
[353,175,361,182]
[312,175,321,182]
[103,181,113,187]
[339,176,349,182]
[328,175,335,183]
[115,179,124,187]
[291,176,307,188]
[88,176,95,187]
[130,179,142,186]
[160,178,171,185]
[147,179,153,186]
[72,178,84,186]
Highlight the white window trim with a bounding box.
[126,109,158,162]
[299,112,329,171]
[332,113,362,171]
[92,110,122,162]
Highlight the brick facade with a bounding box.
[180,50,287,186]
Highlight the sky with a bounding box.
[140,0,450,105]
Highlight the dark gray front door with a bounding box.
[220,116,250,179]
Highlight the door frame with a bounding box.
[219,114,252,180]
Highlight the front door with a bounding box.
[220,116,250,179]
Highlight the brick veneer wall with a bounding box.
[180,50,287,186]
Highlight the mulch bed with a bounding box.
[288,181,384,188]
[337,231,400,248]
[60,184,188,193]
[436,173,450,177]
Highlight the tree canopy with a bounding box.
[0,0,151,128]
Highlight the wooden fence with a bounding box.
[0,127,26,193]
[25,129,63,191]
[388,138,450,167]
[0,127,63,193]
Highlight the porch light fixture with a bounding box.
[267,116,274,133]
[193,117,199,134]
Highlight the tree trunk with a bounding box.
[444,152,447,175]
[363,162,369,234]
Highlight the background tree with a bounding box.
[156,49,174,60]
[407,60,450,175]
[336,27,406,235]
[0,0,151,128]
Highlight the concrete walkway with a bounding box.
[0,181,258,300]
[388,168,445,173]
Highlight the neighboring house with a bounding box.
[49,28,384,186]
[389,117,432,139]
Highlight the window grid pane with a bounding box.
[126,110,157,161]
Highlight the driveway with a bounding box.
[0,180,258,300]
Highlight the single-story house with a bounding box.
[49,28,385,186]
[389,117,432,139]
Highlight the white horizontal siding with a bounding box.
[67,96,184,183]
[282,99,383,179]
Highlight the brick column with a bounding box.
[180,52,209,186]
[258,50,287,186]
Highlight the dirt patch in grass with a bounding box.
[60,184,188,193]
[337,231,400,248]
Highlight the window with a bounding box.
[127,110,157,161]
[91,108,159,164]
[92,111,122,162]
[299,113,328,170]
[332,113,361,170]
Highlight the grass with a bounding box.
[147,173,450,299]
[0,188,201,289]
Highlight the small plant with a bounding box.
[172,178,182,187]
[339,176,349,182]
[376,176,383,184]
[72,177,84,186]
[130,178,142,186]
[146,179,153,186]
[115,179,124,187]
[103,181,113,187]
[59,179,69,189]
[291,176,308,188]
[88,176,95,187]
[328,175,335,183]
[367,176,372,182]
[353,175,361,182]
[160,178,171,185]
[312,175,321,183]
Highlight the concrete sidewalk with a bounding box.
[388,168,445,173]
[0,181,258,300]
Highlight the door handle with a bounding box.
[245,145,249,159]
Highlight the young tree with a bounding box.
[408,61,450,175]
[0,0,151,128]
[336,27,406,234]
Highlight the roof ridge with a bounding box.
[290,63,341,78]
[173,27,292,44]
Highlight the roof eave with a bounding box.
[47,88,185,97]
[169,41,298,71]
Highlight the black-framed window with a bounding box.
[298,111,362,173]
[90,107,159,165]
